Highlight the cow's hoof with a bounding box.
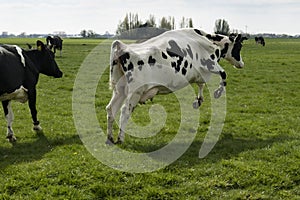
[33,124,42,131]
[6,135,17,143]
[115,138,124,145]
[214,87,224,99]
[105,137,115,145]
[192,101,200,109]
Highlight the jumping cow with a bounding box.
[255,36,265,46]
[46,36,63,56]
[106,28,247,144]
[0,41,63,142]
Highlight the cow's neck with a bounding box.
[23,50,41,74]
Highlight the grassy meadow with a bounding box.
[0,37,300,199]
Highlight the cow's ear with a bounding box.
[241,36,248,43]
[36,40,45,51]
[235,34,242,42]
[26,43,32,49]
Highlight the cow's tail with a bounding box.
[109,40,126,91]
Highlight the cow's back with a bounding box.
[0,46,25,94]
[110,29,218,93]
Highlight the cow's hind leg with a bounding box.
[116,93,141,144]
[106,89,126,145]
[2,101,16,142]
[193,83,205,109]
[214,71,227,99]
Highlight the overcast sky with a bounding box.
[1,0,300,35]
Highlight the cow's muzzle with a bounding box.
[54,71,63,78]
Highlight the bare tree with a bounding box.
[180,17,194,28]
[214,19,230,35]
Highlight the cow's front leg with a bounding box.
[2,101,16,142]
[116,93,141,144]
[28,89,42,131]
[193,83,205,109]
[214,71,227,99]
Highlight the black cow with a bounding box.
[0,40,63,142]
[255,36,265,46]
[46,36,63,57]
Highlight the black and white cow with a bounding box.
[0,40,63,142]
[106,28,247,144]
[255,36,265,46]
[46,36,63,56]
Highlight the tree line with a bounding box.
[116,13,194,35]
[78,13,235,38]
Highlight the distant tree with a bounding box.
[116,13,142,34]
[179,17,193,28]
[188,18,193,28]
[80,30,87,37]
[147,14,156,27]
[214,19,230,35]
[179,17,186,28]
[160,16,175,30]
[87,30,96,38]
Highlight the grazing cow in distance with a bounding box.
[255,36,265,46]
[46,36,63,56]
[0,41,63,142]
[106,28,247,144]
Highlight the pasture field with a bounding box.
[0,37,300,199]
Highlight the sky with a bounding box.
[1,0,300,36]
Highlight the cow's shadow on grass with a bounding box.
[0,131,82,169]
[171,132,296,167]
[122,132,296,169]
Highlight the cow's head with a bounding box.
[36,40,63,78]
[222,34,248,68]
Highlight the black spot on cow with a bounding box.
[201,58,215,71]
[171,61,180,73]
[221,43,229,58]
[190,63,193,69]
[119,52,130,68]
[137,60,144,71]
[176,57,183,72]
[182,67,187,75]
[162,52,168,59]
[196,53,199,60]
[128,62,134,71]
[220,71,227,86]
[181,60,189,75]
[148,56,156,66]
[184,60,189,68]
[137,60,144,66]
[167,40,185,58]
[215,49,220,58]
[210,54,215,60]
[171,62,176,68]
[194,29,203,36]
[186,44,193,59]
[220,71,227,80]
[112,60,118,66]
[206,34,224,42]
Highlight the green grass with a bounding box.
[0,37,300,199]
